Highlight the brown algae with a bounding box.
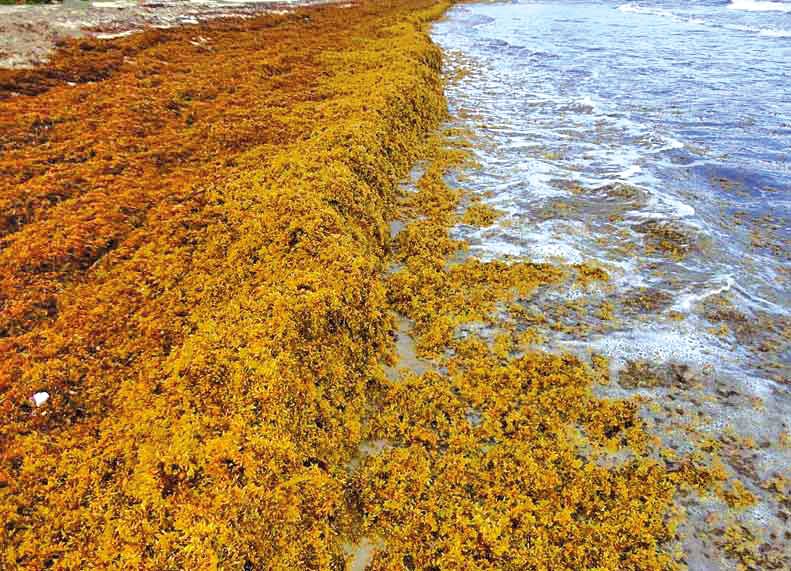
[0,0,783,569]
[1,1,450,568]
[356,126,752,570]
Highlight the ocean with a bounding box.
[432,0,789,565]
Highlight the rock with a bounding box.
[31,391,49,407]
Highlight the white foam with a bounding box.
[570,95,600,113]
[92,1,136,9]
[731,281,790,315]
[617,3,674,17]
[759,28,791,37]
[54,19,86,30]
[480,219,589,264]
[725,23,791,36]
[619,2,791,38]
[590,325,729,369]
[633,191,696,220]
[527,240,584,263]
[668,198,696,218]
[728,0,791,13]
[471,239,524,259]
[654,136,684,153]
[743,502,775,526]
[737,375,777,400]
[523,222,588,264]
[726,23,760,32]
[565,282,609,300]
[616,164,642,179]
[671,275,735,313]
[501,170,567,199]
[96,30,138,39]
[611,267,652,290]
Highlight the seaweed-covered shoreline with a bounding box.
[0,0,784,569]
[0,1,449,566]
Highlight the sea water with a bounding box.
[433,0,789,389]
[433,1,789,565]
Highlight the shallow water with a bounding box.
[433,0,789,565]
[433,0,789,384]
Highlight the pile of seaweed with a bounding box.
[0,0,763,569]
[0,1,448,567]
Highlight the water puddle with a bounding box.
[342,537,382,571]
[383,315,432,383]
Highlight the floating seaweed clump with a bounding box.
[634,219,700,259]
[462,199,501,227]
[357,108,761,568]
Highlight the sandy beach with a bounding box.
[0,0,330,68]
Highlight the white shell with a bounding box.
[31,392,50,407]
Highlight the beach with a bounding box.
[0,0,331,69]
[1,0,789,569]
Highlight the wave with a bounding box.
[618,3,791,37]
[725,23,791,36]
[619,1,791,17]
[728,0,791,12]
[616,4,707,25]
[617,3,674,17]
[759,28,791,36]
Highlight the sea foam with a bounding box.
[728,0,791,12]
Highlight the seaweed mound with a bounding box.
[1,1,448,568]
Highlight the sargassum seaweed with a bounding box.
[0,0,762,569]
